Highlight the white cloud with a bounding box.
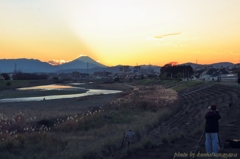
[48,59,67,65]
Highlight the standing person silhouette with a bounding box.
[125,130,135,148]
[205,105,221,154]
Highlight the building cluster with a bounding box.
[0,64,239,83]
[116,65,157,80]
[48,65,158,81]
[193,67,239,82]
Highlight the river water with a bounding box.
[0,83,122,103]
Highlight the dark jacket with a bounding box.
[205,110,221,133]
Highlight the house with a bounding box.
[194,69,206,78]
[197,67,238,81]
[119,66,130,73]
[139,68,154,75]
[58,73,72,80]
[72,71,81,78]
[219,74,238,81]
[133,66,141,73]
[93,71,111,77]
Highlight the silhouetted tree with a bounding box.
[13,72,48,80]
[1,73,10,80]
[160,64,194,79]
[176,72,183,79]
[53,76,59,81]
[160,72,168,79]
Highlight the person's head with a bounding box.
[208,104,216,111]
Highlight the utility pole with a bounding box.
[14,63,17,74]
[87,62,89,84]
[183,69,184,79]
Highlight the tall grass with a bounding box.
[0,85,180,159]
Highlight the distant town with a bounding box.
[1,60,240,84]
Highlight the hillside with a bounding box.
[120,81,240,159]
[0,58,59,73]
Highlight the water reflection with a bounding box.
[0,84,121,103]
[17,84,86,91]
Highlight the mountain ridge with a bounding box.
[0,56,238,73]
[57,56,106,70]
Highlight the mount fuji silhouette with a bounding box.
[58,56,106,70]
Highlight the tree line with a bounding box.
[1,72,48,80]
[160,64,194,79]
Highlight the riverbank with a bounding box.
[0,80,181,159]
[1,79,239,159]
[0,80,131,99]
[0,79,56,90]
[0,93,123,119]
[0,81,131,119]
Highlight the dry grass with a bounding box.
[0,84,180,159]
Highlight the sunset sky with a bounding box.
[1,0,240,66]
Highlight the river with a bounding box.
[0,83,122,103]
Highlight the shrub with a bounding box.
[82,150,99,159]
[6,81,11,86]
[110,85,178,111]
[0,113,27,139]
[161,135,169,144]
[142,138,153,149]
[0,132,66,159]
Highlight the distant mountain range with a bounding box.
[0,56,107,73]
[180,62,236,70]
[0,56,238,73]
[0,58,59,73]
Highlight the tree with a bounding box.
[13,72,48,80]
[160,64,194,79]
[160,72,168,79]
[1,73,10,80]
[176,72,183,79]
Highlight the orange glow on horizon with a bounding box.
[1,0,240,67]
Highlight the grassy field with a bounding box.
[0,80,55,90]
[171,80,205,91]
[0,79,233,159]
[0,89,87,99]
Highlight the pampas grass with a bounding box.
[0,85,180,159]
